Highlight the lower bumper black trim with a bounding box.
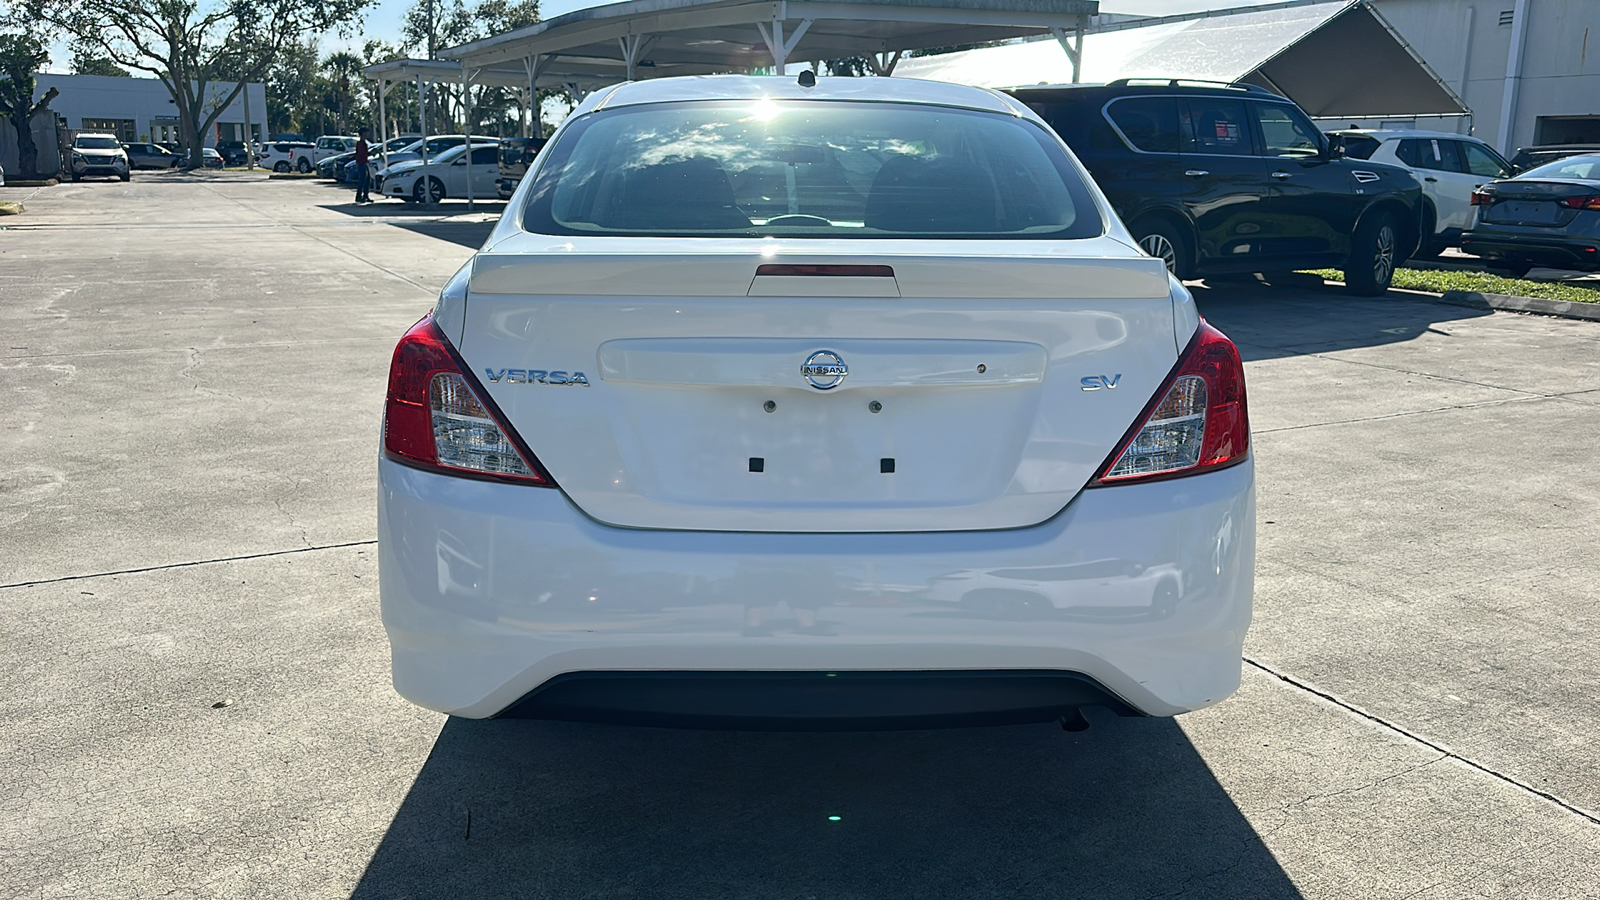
[496,670,1146,730]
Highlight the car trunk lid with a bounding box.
[456,235,1179,533]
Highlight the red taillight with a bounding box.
[1090,321,1249,486]
[1558,195,1600,210]
[383,314,553,486]
[1470,190,1494,207]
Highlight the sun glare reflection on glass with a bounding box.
[749,99,781,122]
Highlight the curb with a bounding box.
[1435,290,1600,323]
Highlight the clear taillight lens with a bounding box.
[384,315,552,486]
[1092,321,1249,486]
[428,373,540,478]
[1103,375,1208,479]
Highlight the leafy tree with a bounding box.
[0,32,59,179]
[28,0,373,166]
[71,45,131,76]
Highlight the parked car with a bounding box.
[215,141,249,166]
[1011,80,1423,294]
[69,133,130,182]
[376,74,1254,728]
[1462,154,1600,276]
[1330,129,1514,257]
[201,147,224,169]
[258,141,314,173]
[496,136,548,199]
[123,142,182,169]
[1509,144,1600,172]
[372,135,497,177]
[380,142,500,203]
[289,135,358,173]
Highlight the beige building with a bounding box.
[1371,0,1600,152]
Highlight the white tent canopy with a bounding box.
[894,0,1468,119]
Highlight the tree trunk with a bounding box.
[10,108,41,178]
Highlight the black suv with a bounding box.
[1011,80,1423,294]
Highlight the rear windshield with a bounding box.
[75,137,121,150]
[1518,155,1600,181]
[521,100,1103,239]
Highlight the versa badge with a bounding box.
[485,368,591,386]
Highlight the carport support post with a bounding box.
[618,35,654,81]
[377,81,389,169]
[757,18,813,72]
[418,74,433,203]
[463,67,472,211]
[868,50,902,76]
[1052,19,1086,84]
[525,55,544,138]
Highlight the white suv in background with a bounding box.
[257,141,314,173]
[1333,129,1515,257]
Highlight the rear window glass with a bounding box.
[1340,135,1381,160]
[521,100,1103,239]
[1516,155,1600,180]
[1105,97,1183,153]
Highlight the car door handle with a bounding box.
[1184,169,1209,177]
[1270,171,1292,180]
[1424,176,1438,183]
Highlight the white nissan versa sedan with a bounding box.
[378,74,1255,730]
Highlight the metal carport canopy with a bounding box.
[441,0,1100,90]
[893,0,1468,119]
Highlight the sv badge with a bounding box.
[1080,374,1122,391]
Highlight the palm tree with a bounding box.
[321,50,364,134]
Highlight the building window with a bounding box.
[82,118,137,142]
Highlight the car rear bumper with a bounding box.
[377,455,1255,723]
[1462,230,1600,270]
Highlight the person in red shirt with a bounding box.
[353,127,372,204]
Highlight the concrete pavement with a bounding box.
[2,174,1598,898]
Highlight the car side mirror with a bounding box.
[1323,134,1345,160]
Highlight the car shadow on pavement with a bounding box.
[1191,279,1495,363]
[349,714,1303,899]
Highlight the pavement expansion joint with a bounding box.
[0,539,377,591]
[1243,656,1600,828]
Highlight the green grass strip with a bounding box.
[1302,267,1600,303]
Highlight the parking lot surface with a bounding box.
[3,173,1599,899]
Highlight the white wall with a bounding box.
[1372,0,1600,152]
[33,74,268,146]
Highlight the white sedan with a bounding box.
[377,74,1255,729]
[380,143,500,203]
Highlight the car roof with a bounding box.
[587,74,1028,118]
[1331,128,1491,143]
[76,132,117,139]
[1008,80,1290,103]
